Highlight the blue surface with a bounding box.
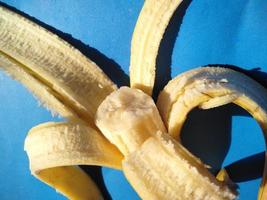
[0,0,266,199]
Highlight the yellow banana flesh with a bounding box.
[25,122,123,199]
[96,86,166,155]
[130,0,183,95]
[96,86,237,199]
[157,67,267,200]
[0,6,117,124]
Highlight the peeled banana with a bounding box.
[130,0,183,95]
[96,86,166,155]
[95,86,237,200]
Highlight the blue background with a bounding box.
[0,0,267,199]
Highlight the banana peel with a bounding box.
[0,6,117,124]
[0,5,122,199]
[130,0,183,95]
[24,122,122,200]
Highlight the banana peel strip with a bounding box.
[24,122,123,199]
[0,52,75,119]
[130,0,183,95]
[0,6,117,125]
[157,67,267,200]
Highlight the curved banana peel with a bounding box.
[0,6,117,125]
[130,0,183,95]
[0,52,75,119]
[35,166,103,200]
[157,67,267,200]
[24,122,123,199]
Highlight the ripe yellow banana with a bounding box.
[96,86,237,200]
[25,121,123,200]
[130,0,183,95]
[157,67,267,200]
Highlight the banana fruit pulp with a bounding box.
[96,87,166,155]
[123,133,236,200]
[1,0,267,200]
[96,87,237,200]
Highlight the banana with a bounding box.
[96,86,237,199]
[25,121,123,200]
[130,0,183,95]
[157,67,267,200]
[123,132,237,200]
[95,86,166,155]
[0,6,117,124]
[1,1,266,199]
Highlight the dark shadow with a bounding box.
[181,104,264,177]
[0,1,129,87]
[181,104,234,173]
[153,0,193,99]
[222,152,265,183]
[80,166,112,200]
